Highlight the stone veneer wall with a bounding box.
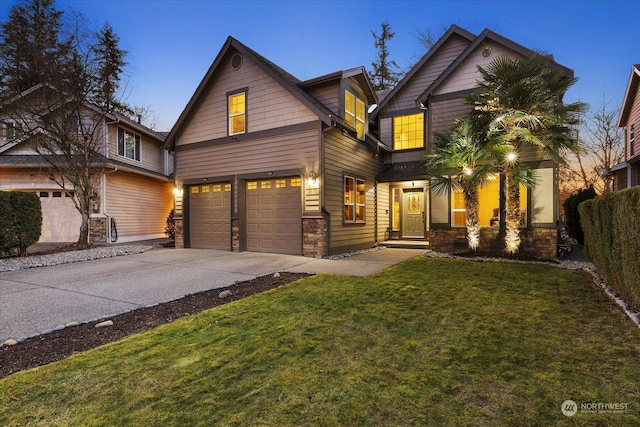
[429,227,558,259]
[303,217,328,258]
[89,216,107,244]
[231,219,240,252]
[173,218,184,249]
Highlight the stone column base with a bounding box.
[303,217,328,258]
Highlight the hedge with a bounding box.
[0,191,43,257]
[579,186,640,309]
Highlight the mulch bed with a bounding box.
[0,272,310,380]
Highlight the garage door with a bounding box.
[246,177,302,255]
[38,190,81,242]
[189,183,231,249]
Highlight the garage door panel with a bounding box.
[246,177,301,255]
[39,191,81,242]
[189,183,231,250]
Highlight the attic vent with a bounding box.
[482,47,492,58]
[231,54,243,69]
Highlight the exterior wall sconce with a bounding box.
[173,186,183,197]
[307,171,317,184]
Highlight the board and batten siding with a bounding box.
[323,128,383,254]
[381,34,470,113]
[105,171,173,241]
[176,126,320,181]
[176,49,318,147]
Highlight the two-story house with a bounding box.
[0,90,174,244]
[166,26,575,259]
[608,64,640,190]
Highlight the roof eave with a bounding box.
[617,65,640,128]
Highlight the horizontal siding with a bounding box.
[177,49,318,146]
[306,83,339,115]
[323,128,383,253]
[105,171,173,240]
[106,125,166,174]
[176,126,320,181]
[430,97,469,137]
[627,89,640,159]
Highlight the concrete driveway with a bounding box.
[0,247,425,343]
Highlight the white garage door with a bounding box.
[246,177,302,255]
[189,183,231,250]
[38,190,81,242]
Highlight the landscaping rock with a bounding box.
[218,290,233,299]
[3,339,18,347]
[95,320,114,328]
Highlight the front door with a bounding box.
[402,189,425,238]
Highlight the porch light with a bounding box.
[506,152,518,163]
[173,186,183,197]
[307,171,317,184]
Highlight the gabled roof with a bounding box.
[164,37,368,151]
[415,28,575,107]
[617,64,640,128]
[298,66,379,105]
[371,25,476,118]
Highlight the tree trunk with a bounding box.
[504,163,521,253]
[464,185,480,251]
[78,212,89,245]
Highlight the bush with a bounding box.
[580,187,640,309]
[563,186,597,245]
[164,209,175,240]
[0,191,43,257]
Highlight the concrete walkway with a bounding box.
[0,247,426,343]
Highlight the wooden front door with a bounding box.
[402,189,425,238]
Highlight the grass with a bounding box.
[1,257,639,426]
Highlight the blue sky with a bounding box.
[1,0,638,131]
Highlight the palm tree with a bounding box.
[466,53,586,253]
[425,118,499,252]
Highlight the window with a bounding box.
[451,179,527,227]
[344,176,365,222]
[2,121,22,142]
[630,124,635,157]
[228,91,246,135]
[344,90,366,140]
[74,114,93,134]
[117,128,141,161]
[393,114,424,150]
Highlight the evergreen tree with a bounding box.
[369,21,403,91]
[91,22,128,112]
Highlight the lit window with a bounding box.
[276,179,286,188]
[290,178,301,187]
[201,185,210,193]
[212,184,221,192]
[228,91,246,135]
[451,180,527,227]
[261,181,271,189]
[117,128,141,161]
[393,114,424,150]
[224,183,231,192]
[191,186,199,194]
[344,176,365,222]
[344,90,366,140]
[247,181,257,190]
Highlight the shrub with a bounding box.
[164,209,175,240]
[564,186,597,245]
[580,187,640,309]
[0,191,43,257]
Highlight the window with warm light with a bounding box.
[344,176,365,222]
[228,91,246,135]
[344,90,366,140]
[451,179,527,227]
[393,113,424,150]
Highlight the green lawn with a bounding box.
[1,257,639,426]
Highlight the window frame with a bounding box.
[393,113,425,151]
[344,175,366,223]
[227,88,247,136]
[344,89,366,140]
[630,124,635,157]
[117,127,141,162]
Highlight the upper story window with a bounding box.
[344,90,366,140]
[228,90,246,136]
[75,113,93,135]
[1,120,22,142]
[344,175,365,222]
[117,127,141,161]
[630,124,635,157]
[394,113,424,150]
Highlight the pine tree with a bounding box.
[368,21,403,91]
[92,22,128,112]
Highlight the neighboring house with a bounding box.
[0,94,174,244]
[165,26,574,258]
[607,64,640,190]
